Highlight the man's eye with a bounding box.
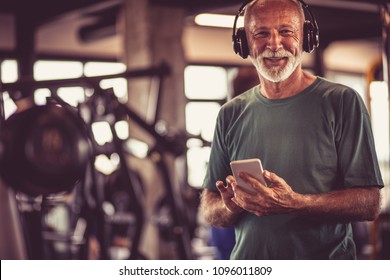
[280,30,293,36]
[254,31,268,38]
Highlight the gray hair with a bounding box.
[244,0,305,27]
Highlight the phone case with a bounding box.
[230,158,265,193]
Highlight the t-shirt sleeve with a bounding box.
[334,89,384,188]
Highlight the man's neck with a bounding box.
[259,70,316,99]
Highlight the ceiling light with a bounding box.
[194,13,243,28]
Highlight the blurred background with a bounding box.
[0,0,389,260]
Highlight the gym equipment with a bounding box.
[0,63,195,260]
[0,102,90,196]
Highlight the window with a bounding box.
[184,66,228,100]
[1,59,18,83]
[1,59,18,118]
[369,81,389,162]
[34,61,83,81]
[85,62,128,103]
[184,65,230,187]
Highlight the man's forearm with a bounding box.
[297,186,381,222]
[200,189,241,227]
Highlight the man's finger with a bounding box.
[263,170,287,187]
[239,171,265,186]
[216,180,226,192]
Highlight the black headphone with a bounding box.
[232,0,319,59]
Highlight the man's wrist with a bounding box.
[225,203,244,215]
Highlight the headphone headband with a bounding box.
[298,0,319,34]
[232,1,250,32]
[232,0,319,58]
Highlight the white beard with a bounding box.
[251,49,303,83]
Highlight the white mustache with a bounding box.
[261,50,293,58]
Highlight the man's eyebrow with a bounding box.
[279,24,295,29]
[251,23,295,29]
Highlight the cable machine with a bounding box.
[0,63,195,259]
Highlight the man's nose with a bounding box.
[267,30,282,51]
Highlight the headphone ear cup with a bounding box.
[312,25,319,50]
[233,33,241,57]
[303,20,314,53]
[236,27,249,59]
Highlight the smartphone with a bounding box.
[230,158,266,193]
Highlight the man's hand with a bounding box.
[231,170,300,216]
[216,176,244,214]
[200,177,244,227]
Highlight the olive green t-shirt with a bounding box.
[203,77,384,259]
